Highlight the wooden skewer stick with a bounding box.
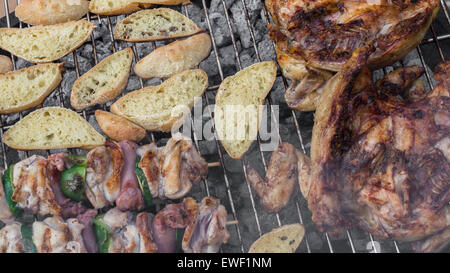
[226,220,239,226]
[207,162,221,168]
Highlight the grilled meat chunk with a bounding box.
[183,197,230,253]
[0,169,13,222]
[246,142,300,213]
[85,140,123,209]
[0,222,23,253]
[308,46,449,251]
[12,155,62,216]
[102,208,157,253]
[116,140,144,211]
[266,0,439,111]
[138,133,208,200]
[32,215,88,253]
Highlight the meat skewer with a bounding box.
[0,133,210,219]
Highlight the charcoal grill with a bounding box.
[0,0,449,253]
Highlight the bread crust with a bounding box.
[15,0,89,25]
[89,0,142,16]
[71,48,133,110]
[134,33,211,79]
[0,63,64,114]
[95,110,147,143]
[113,8,203,42]
[0,55,12,74]
[0,20,94,63]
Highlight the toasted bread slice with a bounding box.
[0,20,94,63]
[0,63,64,114]
[114,8,203,42]
[215,61,277,159]
[248,224,305,253]
[89,0,146,15]
[95,110,146,143]
[15,0,89,25]
[134,33,211,79]
[110,69,208,132]
[71,48,133,110]
[0,55,12,74]
[3,107,105,150]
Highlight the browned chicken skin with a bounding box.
[307,46,449,252]
[266,0,440,111]
[138,133,208,200]
[246,142,300,213]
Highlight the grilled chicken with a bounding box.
[152,200,192,253]
[85,141,123,209]
[102,208,157,253]
[0,222,23,253]
[0,169,13,222]
[116,140,144,211]
[32,215,88,253]
[183,197,230,253]
[138,133,208,200]
[246,142,300,213]
[266,0,439,111]
[12,155,62,216]
[152,197,230,253]
[307,46,449,252]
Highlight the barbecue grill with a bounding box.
[0,0,449,253]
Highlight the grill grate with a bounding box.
[0,0,449,253]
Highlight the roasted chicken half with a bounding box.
[266,0,440,111]
[305,46,449,252]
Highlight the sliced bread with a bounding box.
[0,20,94,63]
[89,0,146,15]
[95,110,146,143]
[2,107,105,150]
[110,69,208,132]
[215,61,277,159]
[114,8,203,42]
[70,48,133,110]
[0,55,12,74]
[248,224,305,253]
[15,0,89,25]
[134,33,211,79]
[0,63,64,114]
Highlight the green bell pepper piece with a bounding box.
[60,166,86,202]
[2,164,22,217]
[20,225,37,253]
[93,214,112,253]
[135,156,152,207]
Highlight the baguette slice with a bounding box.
[89,0,147,15]
[134,33,211,79]
[0,63,64,114]
[15,0,89,25]
[3,107,105,150]
[215,61,277,159]
[95,110,146,143]
[71,48,133,110]
[114,8,203,42]
[111,69,208,132]
[0,55,12,74]
[248,224,305,253]
[0,20,94,63]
